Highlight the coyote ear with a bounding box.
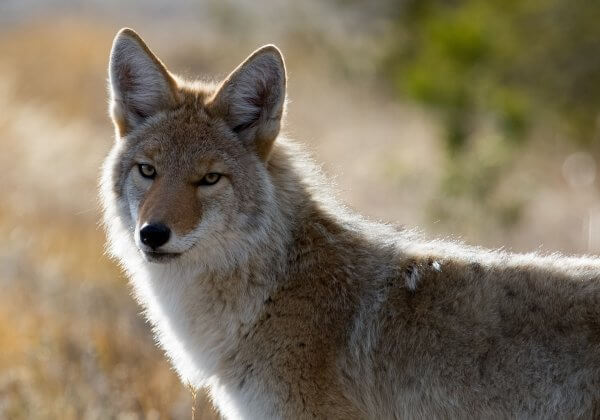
[209,45,286,160]
[108,28,179,137]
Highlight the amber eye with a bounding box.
[138,164,156,179]
[198,172,222,186]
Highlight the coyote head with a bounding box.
[102,29,287,265]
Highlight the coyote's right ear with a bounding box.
[209,45,286,160]
[108,28,179,137]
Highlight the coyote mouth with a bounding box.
[141,250,182,263]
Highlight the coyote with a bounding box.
[101,28,600,419]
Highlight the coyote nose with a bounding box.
[140,222,171,249]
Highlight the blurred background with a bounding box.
[1,0,599,418]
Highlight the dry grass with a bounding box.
[0,212,220,419]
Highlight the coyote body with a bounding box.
[101,29,600,419]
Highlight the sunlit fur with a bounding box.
[101,29,600,419]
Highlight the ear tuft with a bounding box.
[108,28,179,137]
[209,45,287,159]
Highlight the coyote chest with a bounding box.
[130,265,277,419]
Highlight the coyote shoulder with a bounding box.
[101,28,600,419]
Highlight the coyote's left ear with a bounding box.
[108,28,179,138]
[209,45,286,160]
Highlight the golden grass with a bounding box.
[0,20,112,122]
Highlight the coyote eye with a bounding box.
[198,172,222,186]
[138,164,156,179]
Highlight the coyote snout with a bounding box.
[131,166,206,262]
[137,222,178,262]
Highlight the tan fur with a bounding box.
[138,178,202,235]
[101,29,600,419]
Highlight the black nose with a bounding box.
[140,223,171,249]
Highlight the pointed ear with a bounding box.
[208,45,286,159]
[108,28,179,137]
